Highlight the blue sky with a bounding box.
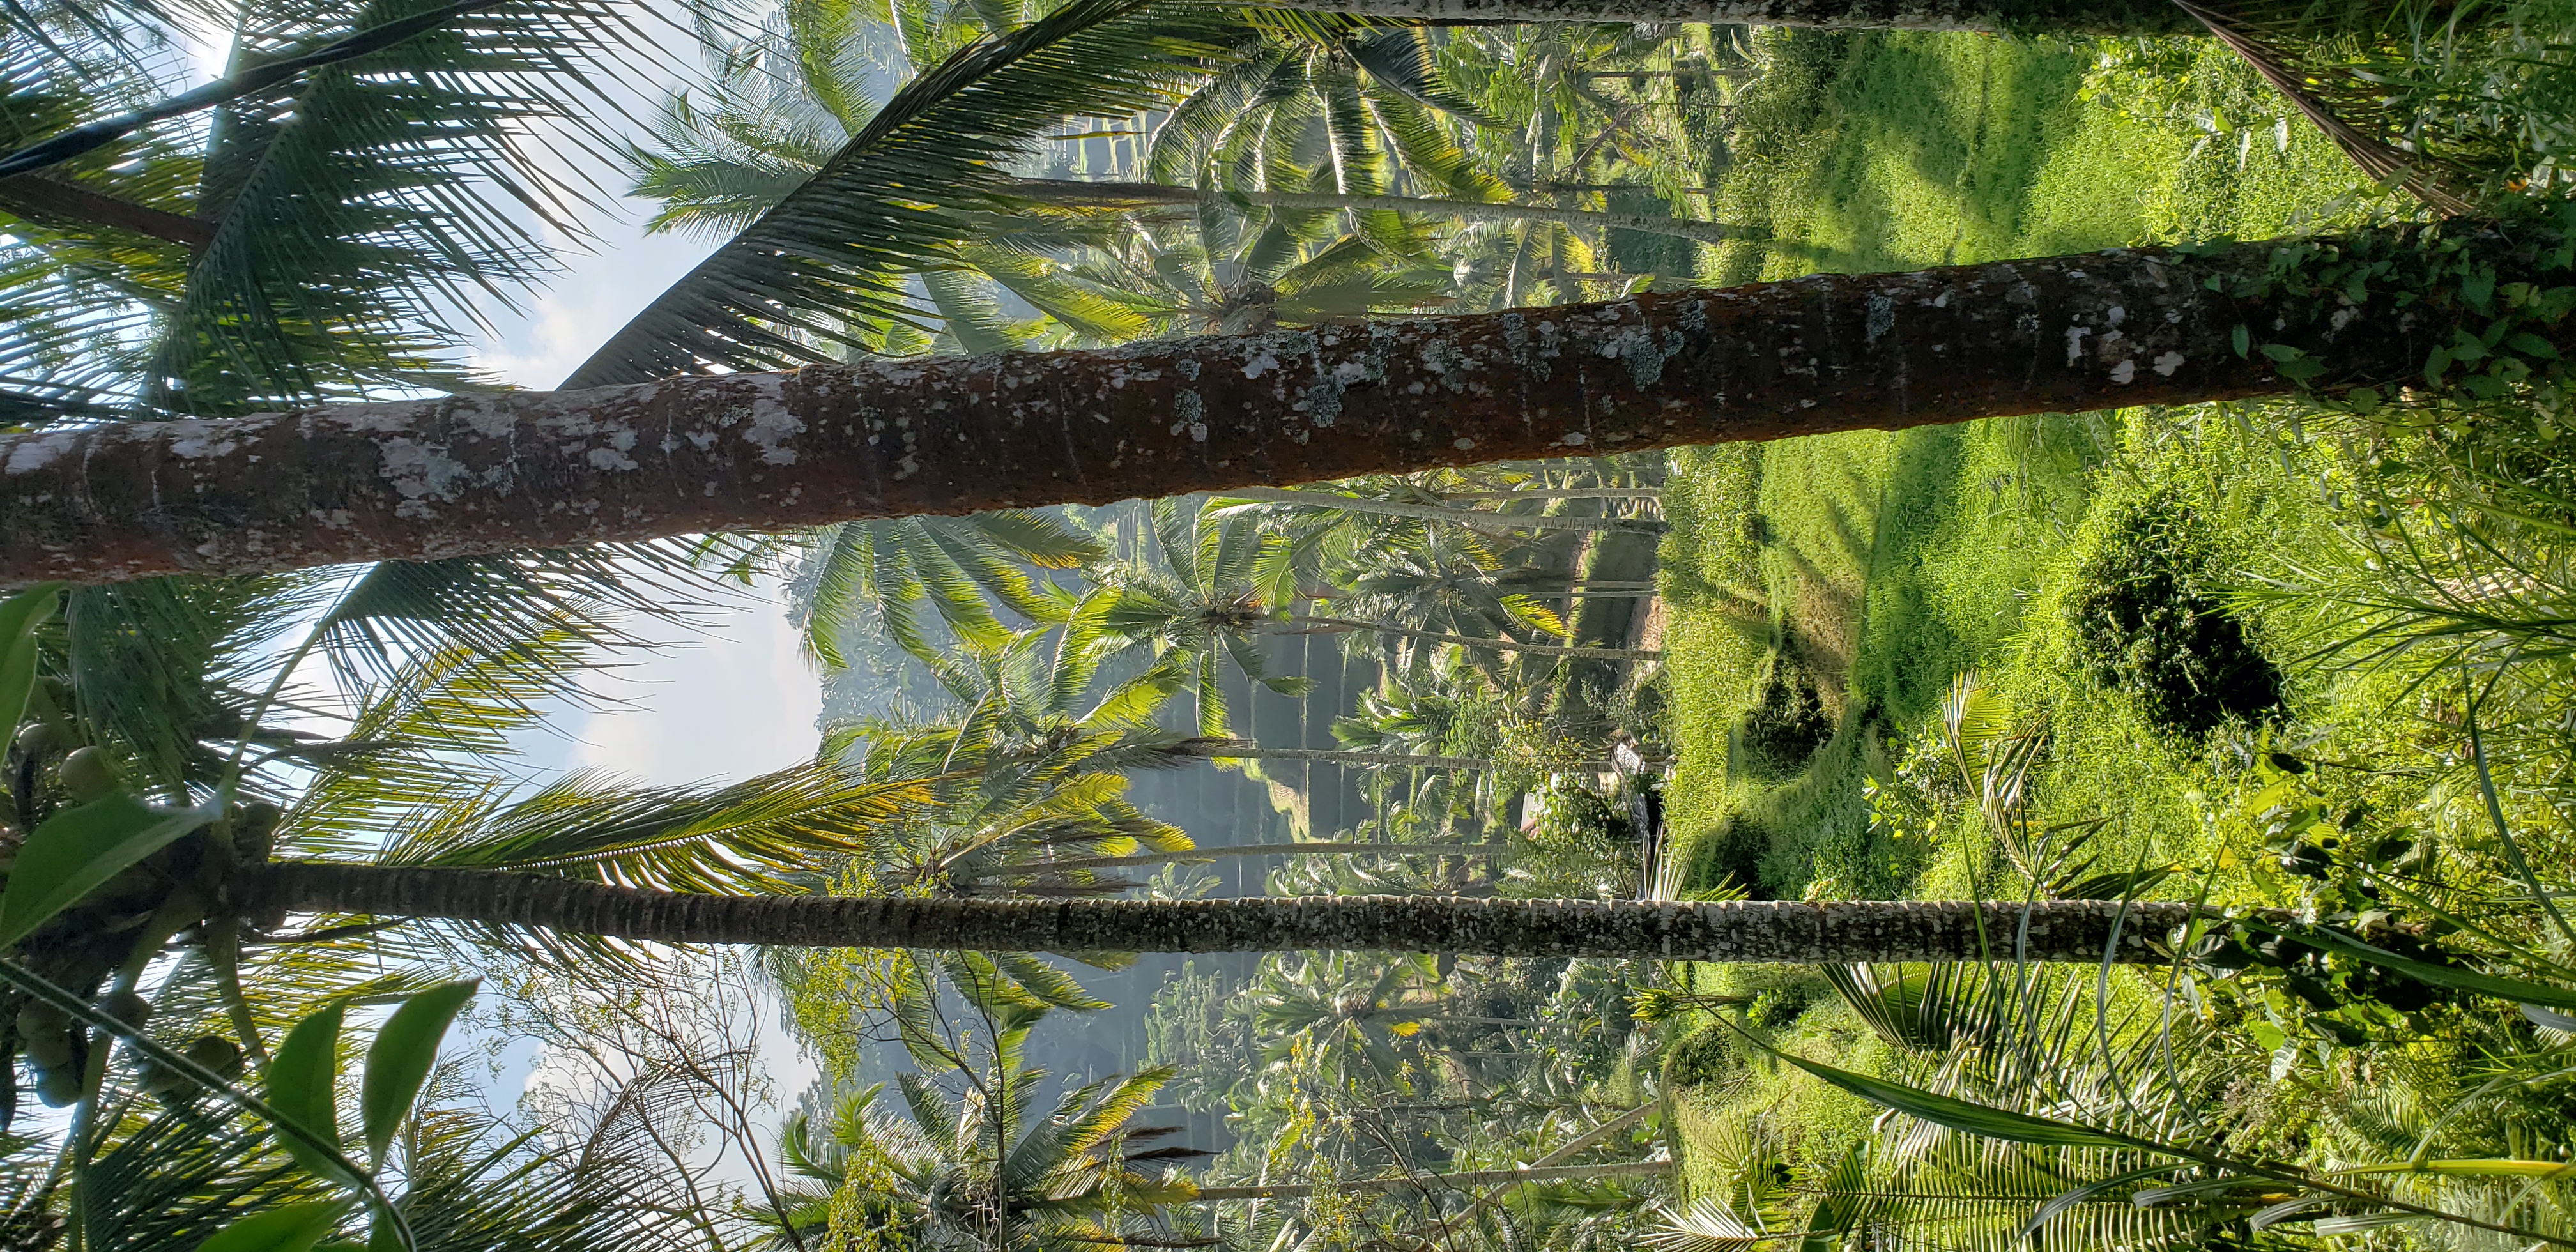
[457,205,831,1176]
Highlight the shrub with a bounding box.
[1690,811,1773,899]
[1737,652,1834,779]
[1662,1021,1741,1089]
[2064,496,2283,739]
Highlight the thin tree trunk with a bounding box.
[1221,485,1657,534]
[1172,737,1618,770]
[0,225,2518,587]
[1413,1104,1657,1233]
[242,861,2202,963]
[1176,737,1497,770]
[992,841,1492,874]
[1254,0,2204,35]
[0,174,213,251]
[1284,614,1660,662]
[1191,1161,1667,1202]
[1002,178,1756,244]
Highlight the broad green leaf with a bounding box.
[0,793,213,949]
[360,980,477,1164]
[270,1002,354,1186]
[196,1200,353,1252]
[1765,1042,2145,1152]
[0,583,60,737]
[2235,917,2576,1009]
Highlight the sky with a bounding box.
[148,10,841,1198]
[457,204,830,1179]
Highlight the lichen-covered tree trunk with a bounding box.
[1258,0,2204,33]
[244,861,2198,963]
[1175,738,1501,770]
[0,225,2529,588]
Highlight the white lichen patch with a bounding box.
[167,423,240,460]
[2111,359,2137,384]
[737,375,805,466]
[2152,351,2186,377]
[4,432,79,475]
[328,402,433,435]
[379,438,473,521]
[455,399,523,440]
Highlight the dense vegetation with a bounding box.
[1653,22,2576,1247]
[4,0,2576,1245]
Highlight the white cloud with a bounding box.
[471,220,724,390]
[564,580,823,786]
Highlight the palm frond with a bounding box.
[562,0,1242,386]
[381,760,931,893]
[143,0,694,414]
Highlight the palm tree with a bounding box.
[781,952,1200,1252]
[1066,498,1312,738]
[1217,485,1652,536]
[1242,950,1454,1087]
[1190,1159,1666,1201]
[712,512,1107,671]
[1080,501,1650,727]
[999,177,1756,244]
[3,218,2524,588]
[1314,526,1659,669]
[825,630,1208,895]
[236,861,2197,962]
[1,0,661,423]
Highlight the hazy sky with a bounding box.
[464,206,829,1173]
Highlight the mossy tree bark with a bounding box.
[0,224,2536,588]
[242,860,2198,963]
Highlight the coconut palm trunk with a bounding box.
[1000,179,1756,244]
[0,174,214,250]
[988,841,1492,874]
[1188,1161,1667,1202]
[242,861,2196,963]
[1174,736,1561,770]
[0,225,2525,588]
[1411,1104,1658,1232]
[1258,0,2202,34]
[1281,614,1659,662]
[1222,485,1654,535]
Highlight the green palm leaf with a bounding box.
[381,760,931,893]
[563,0,1242,386]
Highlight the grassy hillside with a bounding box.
[1651,26,2429,1196]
